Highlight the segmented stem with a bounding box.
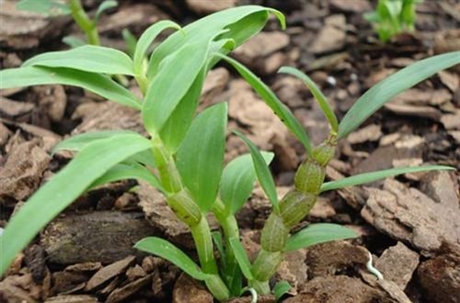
[151,137,229,300]
[250,134,337,294]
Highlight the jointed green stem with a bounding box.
[151,137,230,300]
[212,199,241,294]
[249,134,337,294]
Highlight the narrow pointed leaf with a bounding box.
[220,152,274,214]
[220,54,311,155]
[95,0,117,23]
[320,165,455,192]
[89,162,162,192]
[279,66,338,133]
[16,0,70,16]
[0,133,151,275]
[229,237,254,281]
[23,45,135,76]
[234,131,279,212]
[122,29,137,58]
[158,69,206,152]
[133,20,181,76]
[285,223,358,251]
[0,66,141,110]
[176,103,227,212]
[142,40,209,136]
[146,5,284,79]
[62,36,86,48]
[273,281,291,301]
[339,51,460,138]
[135,237,207,281]
[53,130,136,153]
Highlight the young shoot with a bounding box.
[0,4,458,301]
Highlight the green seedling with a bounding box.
[364,0,423,42]
[17,0,117,46]
[16,0,129,85]
[0,5,459,301]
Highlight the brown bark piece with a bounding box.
[0,1,69,49]
[233,31,289,65]
[0,96,35,118]
[347,124,382,144]
[306,241,369,279]
[441,110,460,130]
[71,102,145,135]
[172,273,213,303]
[97,4,169,34]
[384,102,442,121]
[0,140,50,202]
[105,273,153,303]
[276,249,308,295]
[138,182,194,249]
[330,0,371,13]
[186,0,237,15]
[438,71,460,93]
[309,26,346,54]
[0,273,42,303]
[33,85,67,123]
[375,242,419,289]
[351,136,424,175]
[200,67,229,108]
[417,251,460,303]
[51,271,88,295]
[85,256,135,291]
[40,211,157,264]
[45,295,99,303]
[286,276,386,303]
[361,173,460,253]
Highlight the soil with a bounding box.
[1,0,459,302]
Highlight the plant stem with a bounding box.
[69,0,100,46]
[249,134,337,294]
[212,199,241,294]
[151,137,230,300]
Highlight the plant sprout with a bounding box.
[364,0,423,42]
[0,5,458,301]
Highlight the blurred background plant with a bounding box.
[364,0,423,42]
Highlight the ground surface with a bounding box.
[0,0,459,302]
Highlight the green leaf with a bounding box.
[219,54,312,156]
[220,152,274,214]
[0,66,141,110]
[135,237,207,281]
[176,103,227,212]
[16,0,70,16]
[234,131,279,212]
[212,231,226,272]
[122,29,137,58]
[273,280,291,302]
[229,237,254,281]
[157,68,206,152]
[89,162,162,192]
[338,52,460,139]
[320,165,455,192]
[62,36,86,48]
[53,130,135,153]
[133,20,181,76]
[95,0,118,23]
[0,133,151,275]
[146,5,284,79]
[279,66,339,133]
[285,223,358,251]
[142,40,209,136]
[23,45,135,76]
